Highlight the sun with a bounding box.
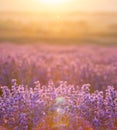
[42,0,64,5]
[35,0,71,12]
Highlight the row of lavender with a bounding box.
[0,44,117,91]
[0,80,117,130]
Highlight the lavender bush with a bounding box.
[0,44,117,130]
[0,44,117,91]
[0,80,117,130]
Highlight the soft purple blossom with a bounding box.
[0,81,117,130]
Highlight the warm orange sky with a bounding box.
[0,0,117,12]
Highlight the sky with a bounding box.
[0,0,117,12]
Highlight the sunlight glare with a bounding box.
[40,0,67,6]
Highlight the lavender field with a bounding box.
[0,43,117,130]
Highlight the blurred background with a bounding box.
[0,0,117,44]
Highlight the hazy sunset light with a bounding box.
[38,0,67,5]
[34,0,71,12]
[0,0,117,12]
[0,0,117,130]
